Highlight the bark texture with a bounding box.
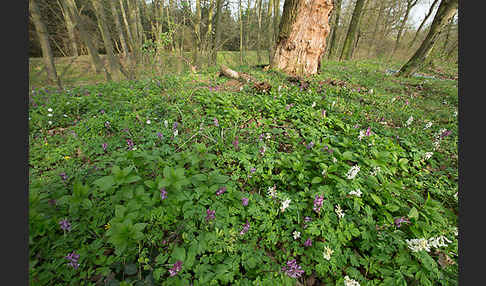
[339,0,365,61]
[327,0,341,59]
[396,0,458,77]
[408,0,439,49]
[271,0,333,76]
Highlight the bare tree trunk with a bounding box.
[245,0,252,64]
[239,0,243,65]
[30,0,62,89]
[64,0,111,80]
[119,0,136,60]
[397,0,458,77]
[367,0,385,57]
[351,0,370,59]
[271,0,333,76]
[391,0,419,58]
[339,0,365,61]
[441,13,455,54]
[267,0,274,64]
[326,0,341,59]
[193,0,202,65]
[204,0,215,56]
[91,0,129,80]
[110,0,130,60]
[256,0,263,63]
[271,0,280,63]
[212,0,224,64]
[58,0,79,56]
[408,0,439,49]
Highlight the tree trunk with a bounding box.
[441,13,455,54]
[267,0,274,64]
[245,0,252,64]
[271,0,333,76]
[212,0,224,64]
[396,0,458,77]
[326,0,341,59]
[408,0,439,49]
[64,0,111,80]
[91,0,129,80]
[58,0,79,56]
[30,0,62,89]
[239,0,244,64]
[351,0,370,59]
[391,0,418,58]
[339,0,365,61]
[256,0,263,63]
[204,0,215,55]
[110,0,130,61]
[367,0,385,57]
[270,0,280,64]
[119,0,136,60]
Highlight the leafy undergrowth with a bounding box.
[29,60,458,286]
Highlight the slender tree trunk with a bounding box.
[351,0,370,59]
[271,0,280,63]
[194,0,202,65]
[213,0,224,64]
[110,0,129,60]
[408,0,439,49]
[30,0,62,89]
[239,0,244,64]
[391,0,418,58]
[64,0,111,80]
[267,0,274,64]
[119,0,136,60]
[367,0,385,57]
[245,0,252,64]
[256,0,263,63]
[91,0,129,80]
[339,0,366,61]
[135,0,145,44]
[271,0,333,76]
[326,0,341,59]
[58,0,79,56]
[441,13,455,54]
[397,0,458,77]
[204,0,215,56]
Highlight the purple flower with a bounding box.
[104,121,111,128]
[405,100,409,105]
[394,217,410,228]
[102,143,108,152]
[282,259,304,278]
[440,130,452,139]
[313,195,324,214]
[321,109,327,117]
[168,260,183,276]
[216,186,227,196]
[259,146,266,156]
[242,197,249,206]
[303,216,312,229]
[59,172,68,181]
[59,218,71,232]
[173,122,178,130]
[160,188,168,200]
[240,220,250,235]
[157,132,163,140]
[250,167,256,173]
[127,139,134,150]
[306,141,314,149]
[304,238,312,247]
[205,209,215,221]
[365,127,371,137]
[48,199,57,206]
[65,251,80,269]
[100,109,105,114]
[354,124,359,129]
[213,118,219,127]
[258,134,264,141]
[233,137,239,150]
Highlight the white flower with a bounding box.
[278,85,282,92]
[47,108,53,112]
[369,89,374,94]
[267,186,277,198]
[146,120,151,124]
[349,189,362,197]
[164,120,168,128]
[311,101,316,108]
[391,97,396,103]
[358,130,365,141]
[344,275,360,286]
[63,114,68,118]
[335,204,345,219]
[453,227,458,237]
[332,157,337,163]
[47,113,53,117]
[293,231,301,240]
[173,129,178,137]
[346,165,360,180]
[331,101,336,109]
[323,246,333,260]
[280,198,291,212]
[424,152,433,160]
[370,166,381,176]
[406,238,431,252]
[424,121,433,129]
[428,235,452,249]
[405,115,413,126]
[266,133,271,139]
[321,169,326,176]
[48,121,52,125]
[454,110,458,117]
[454,192,458,200]
[433,140,440,150]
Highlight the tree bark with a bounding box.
[396,0,458,77]
[271,0,333,76]
[326,0,341,59]
[204,0,215,55]
[441,13,456,54]
[267,0,274,64]
[212,0,224,64]
[58,0,79,56]
[110,0,130,61]
[351,0,370,59]
[256,0,263,63]
[193,0,202,65]
[408,0,439,49]
[63,0,111,80]
[30,0,62,89]
[239,0,244,64]
[339,0,365,61]
[391,0,419,58]
[367,0,385,56]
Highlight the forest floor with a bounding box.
[29,57,458,285]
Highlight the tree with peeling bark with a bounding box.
[396,0,458,77]
[30,0,62,89]
[270,0,333,76]
[339,0,365,61]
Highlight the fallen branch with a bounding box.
[219,65,271,93]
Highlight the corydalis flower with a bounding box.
[242,197,249,206]
[394,217,410,228]
[349,189,362,197]
[157,132,163,140]
[424,121,433,129]
[335,204,345,219]
[164,120,168,128]
[304,238,312,247]
[173,122,178,130]
[173,129,179,137]
[313,195,324,214]
[440,129,452,139]
[233,136,239,150]
[59,218,71,232]
[259,145,266,155]
[405,115,413,126]
[424,152,433,160]
[282,259,304,278]
[250,167,256,173]
[65,251,80,269]
[267,185,277,198]
[306,141,314,149]
[127,139,134,150]
[311,101,316,108]
[323,246,333,260]
[59,172,68,181]
[213,118,219,127]
[104,121,111,128]
[240,220,250,235]
[346,165,360,180]
[102,143,108,152]
[370,166,381,176]
[168,260,183,276]
[160,188,167,200]
[205,209,215,221]
[293,231,301,240]
[146,119,151,124]
[280,198,291,212]
[365,127,371,136]
[344,276,360,286]
[216,186,227,196]
[321,109,327,117]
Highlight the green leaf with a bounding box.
[342,151,354,161]
[385,204,400,212]
[124,263,138,275]
[311,177,322,184]
[408,207,419,220]
[93,176,115,191]
[370,193,382,206]
[172,246,186,262]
